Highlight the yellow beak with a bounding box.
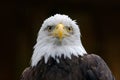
[52,23,68,41]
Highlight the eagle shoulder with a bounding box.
[80,54,115,80]
[20,67,35,80]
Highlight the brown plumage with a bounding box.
[20,54,115,80]
[20,14,115,80]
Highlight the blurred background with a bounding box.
[0,0,120,80]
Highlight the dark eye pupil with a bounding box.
[68,27,72,31]
[48,26,52,31]
[68,28,71,30]
[48,27,51,29]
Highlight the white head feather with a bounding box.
[31,14,87,66]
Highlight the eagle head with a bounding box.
[31,14,87,66]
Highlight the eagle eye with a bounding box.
[47,26,52,32]
[67,27,73,32]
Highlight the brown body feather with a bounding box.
[20,54,115,80]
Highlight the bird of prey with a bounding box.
[20,14,115,80]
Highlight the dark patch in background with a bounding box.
[0,0,120,80]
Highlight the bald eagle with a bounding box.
[20,14,115,80]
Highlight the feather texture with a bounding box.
[21,54,115,80]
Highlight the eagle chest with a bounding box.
[35,56,84,80]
